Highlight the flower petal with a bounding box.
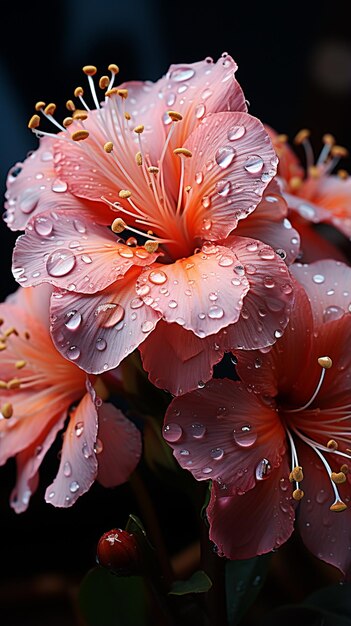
[183,111,278,240]
[45,384,98,507]
[136,245,249,337]
[50,267,161,374]
[96,402,142,487]
[207,457,295,559]
[217,236,294,350]
[311,175,351,238]
[6,284,53,330]
[139,320,224,395]
[13,211,158,293]
[163,379,286,495]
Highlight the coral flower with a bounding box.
[163,260,351,574]
[268,127,351,261]
[0,285,141,511]
[12,56,296,395]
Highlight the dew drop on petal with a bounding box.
[69,481,80,493]
[141,320,155,333]
[195,171,203,184]
[227,125,246,140]
[216,180,231,196]
[168,300,178,309]
[323,305,344,322]
[191,423,206,438]
[73,219,87,234]
[52,179,68,193]
[81,254,92,264]
[75,422,84,437]
[195,103,206,119]
[170,67,195,82]
[46,249,76,277]
[208,305,224,319]
[163,423,183,442]
[274,329,283,339]
[94,438,104,454]
[67,345,81,360]
[63,461,72,477]
[258,247,275,260]
[180,449,190,456]
[95,303,125,328]
[149,270,167,285]
[263,276,275,288]
[130,297,144,309]
[215,146,236,169]
[202,467,213,474]
[255,458,271,480]
[64,310,82,331]
[34,216,53,236]
[312,273,325,284]
[218,255,234,267]
[233,424,257,448]
[96,338,107,351]
[244,155,264,174]
[210,448,224,460]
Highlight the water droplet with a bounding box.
[216,180,231,196]
[163,423,183,442]
[119,248,134,258]
[227,125,246,140]
[191,423,206,438]
[208,305,224,319]
[64,310,82,331]
[234,265,245,276]
[263,276,275,288]
[48,491,55,499]
[276,248,287,260]
[20,191,38,214]
[69,480,79,493]
[218,255,233,267]
[82,442,90,459]
[68,345,80,360]
[209,292,218,301]
[74,219,87,234]
[180,449,190,456]
[202,88,212,100]
[41,151,53,162]
[170,67,195,82]
[46,249,76,277]
[259,247,275,260]
[323,305,344,322]
[195,103,206,119]
[202,467,213,474]
[34,216,53,236]
[202,218,212,231]
[274,329,283,338]
[126,236,138,246]
[95,302,125,328]
[149,270,167,285]
[312,273,325,284]
[316,489,328,504]
[168,300,178,308]
[197,380,205,388]
[96,338,107,351]
[244,155,264,174]
[81,254,92,264]
[52,178,68,193]
[130,297,144,309]
[141,320,155,333]
[233,424,257,448]
[215,146,236,169]
[210,448,224,460]
[195,171,203,184]
[75,422,84,437]
[63,461,72,477]
[94,438,104,454]
[166,92,176,106]
[255,458,271,480]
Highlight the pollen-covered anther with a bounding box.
[15,360,26,370]
[4,327,18,338]
[99,75,110,90]
[66,100,76,112]
[108,64,119,74]
[73,110,88,121]
[71,130,89,142]
[148,166,159,174]
[289,176,303,191]
[185,185,192,193]
[34,101,46,111]
[7,378,21,390]
[74,87,84,98]
[308,165,321,178]
[327,439,338,450]
[133,125,144,134]
[1,403,13,419]
[294,129,310,145]
[111,218,127,234]
[331,471,347,484]
[28,114,40,129]
[104,142,114,153]
[144,240,159,253]
[105,88,119,97]
[117,89,128,99]
[63,117,74,127]
[330,499,347,512]
[318,356,332,369]
[277,133,288,143]
[83,65,97,76]
[124,112,131,121]
[337,169,349,179]
[322,133,335,146]
[135,152,143,166]
[119,190,132,199]
[340,464,349,474]
[331,145,349,158]
[292,488,304,501]
[174,148,192,158]
[167,110,183,122]
[44,103,56,116]
[289,466,304,482]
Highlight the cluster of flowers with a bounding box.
[1,54,351,575]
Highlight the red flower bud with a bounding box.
[96,528,142,576]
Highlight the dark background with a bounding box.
[0,1,350,624]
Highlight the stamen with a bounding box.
[331,471,347,484]
[63,117,74,127]
[318,356,332,369]
[0,381,7,389]
[74,87,84,98]
[1,403,13,419]
[124,112,131,121]
[72,110,89,121]
[119,190,132,199]
[338,169,349,179]
[0,341,6,351]
[83,66,100,110]
[15,360,26,369]
[292,488,304,501]
[104,141,114,153]
[133,125,144,134]
[28,114,40,129]
[111,218,127,233]
[331,145,349,159]
[144,240,159,253]
[35,101,46,111]
[311,445,347,512]
[317,133,335,165]
[66,100,76,112]
[289,466,304,482]
[330,500,347,512]
[71,130,90,142]
[167,110,183,122]
[135,152,143,166]
[148,166,159,174]
[117,89,128,99]
[327,439,338,450]
[83,65,97,76]
[340,463,349,473]
[108,64,119,74]
[173,148,192,157]
[294,128,314,170]
[289,176,303,191]
[44,103,56,116]
[287,357,332,413]
[99,76,110,90]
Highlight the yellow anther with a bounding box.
[71,130,90,142]
[0,342,6,351]
[276,133,288,143]
[117,89,128,99]
[318,356,332,369]
[7,378,21,389]
[63,117,74,127]
[124,112,131,120]
[331,471,347,484]
[28,114,40,129]
[292,488,304,501]
[73,109,88,121]
[167,110,183,122]
[144,240,159,253]
[133,124,144,134]
[99,75,110,90]
[0,380,7,389]
[111,218,127,233]
[66,100,76,112]
[174,148,192,157]
[330,499,347,512]
[105,88,118,97]
[340,464,349,474]
[185,185,192,193]
[331,145,349,158]
[35,101,46,111]
[327,439,338,450]
[119,190,132,199]
[135,151,143,166]
[308,165,321,178]
[322,133,335,146]
[294,129,310,145]
[289,176,303,191]
[15,360,26,370]
[1,403,13,419]
[74,86,84,98]
[104,141,114,153]
[83,65,97,76]
[108,64,119,74]
[148,166,159,174]
[289,466,304,482]
[337,169,349,179]
[4,327,18,338]
[44,103,56,116]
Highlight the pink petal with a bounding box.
[265,125,304,183]
[10,412,66,513]
[50,267,161,374]
[96,402,142,487]
[4,137,110,231]
[311,175,351,237]
[216,236,294,350]
[6,284,53,330]
[13,211,159,293]
[235,181,301,265]
[289,217,348,263]
[292,260,351,326]
[45,385,98,507]
[139,320,224,395]
[163,379,286,495]
[284,191,331,223]
[183,111,278,241]
[207,457,295,559]
[136,246,250,337]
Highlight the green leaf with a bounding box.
[78,567,147,626]
[225,553,272,625]
[169,570,212,595]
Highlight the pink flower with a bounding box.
[0,285,141,512]
[267,127,351,261]
[163,260,351,574]
[12,55,296,395]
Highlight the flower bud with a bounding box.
[96,528,141,576]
